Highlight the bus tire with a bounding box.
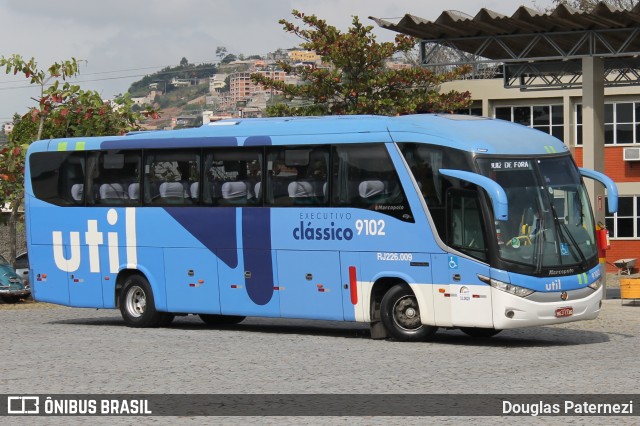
[199,314,246,325]
[119,274,165,328]
[380,284,437,342]
[460,327,501,338]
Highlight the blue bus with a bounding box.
[24,114,617,341]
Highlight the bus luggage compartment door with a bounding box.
[277,251,344,320]
[164,248,220,314]
[218,249,280,317]
[68,244,104,308]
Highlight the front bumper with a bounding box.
[0,288,31,298]
[491,285,602,329]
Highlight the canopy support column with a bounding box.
[582,56,606,226]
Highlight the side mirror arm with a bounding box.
[579,168,618,213]
[439,169,508,221]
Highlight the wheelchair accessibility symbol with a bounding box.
[448,256,458,269]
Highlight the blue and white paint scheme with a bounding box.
[24,114,615,339]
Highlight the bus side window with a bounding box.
[143,150,199,206]
[203,149,262,206]
[86,151,141,206]
[332,144,412,221]
[446,189,487,261]
[30,151,86,206]
[265,146,328,207]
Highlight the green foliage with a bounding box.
[216,46,228,61]
[127,62,218,96]
[0,54,159,261]
[221,54,238,64]
[252,10,471,117]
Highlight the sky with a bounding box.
[0,0,556,122]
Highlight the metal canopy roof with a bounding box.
[371,2,640,89]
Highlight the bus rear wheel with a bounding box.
[460,327,501,338]
[199,314,246,325]
[380,284,437,342]
[119,274,171,328]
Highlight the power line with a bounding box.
[0,63,227,92]
[0,59,222,85]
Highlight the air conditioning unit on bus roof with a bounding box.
[623,147,640,161]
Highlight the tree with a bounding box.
[221,54,238,64]
[0,54,159,262]
[251,10,471,117]
[215,46,228,61]
[180,57,189,67]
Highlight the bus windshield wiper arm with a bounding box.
[547,195,588,269]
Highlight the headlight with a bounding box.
[588,277,602,290]
[489,278,534,297]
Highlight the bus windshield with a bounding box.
[477,156,597,271]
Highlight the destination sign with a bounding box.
[489,160,532,171]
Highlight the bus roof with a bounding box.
[29,114,568,156]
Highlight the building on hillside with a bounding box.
[386,61,412,71]
[229,69,286,105]
[170,78,192,87]
[132,90,158,106]
[201,110,233,124]
[209,74,228,94]
[288,50,321,63]
[2,123,13,134]
[442,76,640,271]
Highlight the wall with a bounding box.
[0,214,27,260]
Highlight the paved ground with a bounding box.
[0,296,638,424]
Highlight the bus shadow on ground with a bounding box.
[432,327,614,347]
[49,315,617,346]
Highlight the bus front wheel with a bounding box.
[380,284,437,342]
[119,275,173,327]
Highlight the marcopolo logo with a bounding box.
[52,208,138,274]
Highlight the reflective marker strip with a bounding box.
[349,266,358,305]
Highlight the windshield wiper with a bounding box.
[546,193,589,269]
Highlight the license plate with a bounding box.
[555,307,573,318]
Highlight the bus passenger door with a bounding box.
[165,248,220,314]
[277,251,344,320]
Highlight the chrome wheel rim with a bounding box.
[392,295,422,331]
[125,285,146,318]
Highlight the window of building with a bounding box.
[605,195,639,238]
[456,107,483,116]
[576,102,640,145]
[495,105,564,141]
